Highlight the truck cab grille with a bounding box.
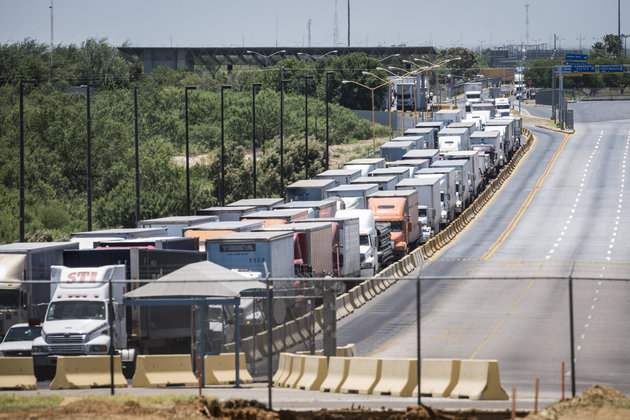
[48,333,86,344]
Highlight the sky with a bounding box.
[0,0,626,51]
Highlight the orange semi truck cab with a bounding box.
[368,190,420,259]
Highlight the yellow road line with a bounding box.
[469,278,536,359]
[481,130,573,259]
[429,131,538,260]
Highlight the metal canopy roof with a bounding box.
[124,260,267,299]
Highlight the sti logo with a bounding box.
[65,271,98,283]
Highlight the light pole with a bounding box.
[297,50,338,61]
[280,77,291,197]
[134,86,147,225]
[86,83,92,231]
[375,67,395,139]
[252,82,262,197]
[19,79,36,242]
[325,71,334,170]
[220,84,231,206]
[379,53,399,62]
[184,86,196,215]
[304,75,315,179]
[342,78,383,157]
[247,49,286,67]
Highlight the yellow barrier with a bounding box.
[275,353,295,387]
[372,358,417,397]
[336,343,357,357]
[296,355,328,390]
[50,355,127,389]
[204,353,253,385]
[348,286,362,309]
[414,358,460,398]
[360,282,374,302]
[449,359,508,400]
[340,357,382,394]
[272,352,290,385]
[319,356,350,393]
[335,294,350,319]
[342,293,355,315]
[132,354,197,387]
[283,354,305,388]
[0,357,36,390]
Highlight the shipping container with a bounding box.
[275,199,338,218]
[95,236,199,251]
[380,140,416,162]
[368,167,412,183]
[71,228,169,249]
[351,175,398,191]
[326,184,379,209]
[342,158,386,176]
[402,149,440,164]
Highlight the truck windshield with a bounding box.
[0,290,20,309]
[46,301,106,321]
[359,234,370,246]
[496,104,510,110]
[208,306,223,322]
[3,326,41,342]
[390,221,403,232]
[418,208,428,217]
[466,93,481,99]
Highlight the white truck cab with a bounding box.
[335,209,378,278]
[32,265,131,378]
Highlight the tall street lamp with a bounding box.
[280,77,291,197]
[220,84,232,206]
[304,75,315,179]
[247,49,286,67]
[19,79,36,242]
[325,71,334,170]
[184,86,197,215]
[134,86,146,225]
[297,50,338,61]
[379,53,400,62]
[341,78,384,158]
[376,67,411,139]
[252,82,262,197]
[86,83,92,231]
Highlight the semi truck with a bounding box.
[485,118,516,160]
[470,130,503,175]
[445,150,483,195]
[368,167,412,183]
[402,149,440,164]
[380,140,416,162]
[316,169,362,187]
[464,82,483,106]
[343,158,386,177]
[334,209,379,278]
[138,215,219,237]
[415,167,457,227]
[70,228,169,249]
[326,184,379,209]
[274,199,338,218]
[395,175,442,242]
[196,206,257,221]
[392,135,429,150]
[494,97,511,117]
[286,179,336,202]
[351,175,398,191]
[430,159,474,213]
[0,242,79,336]
[228,198,284,212]
[403,128,437,148]
[184,220,265,251]
[368,190,420,259]
[438,127,471,153]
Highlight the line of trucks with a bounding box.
[0,100,521,379]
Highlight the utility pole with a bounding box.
[618,0,622,61]
[347,0,350,47]
[49,0,53,82]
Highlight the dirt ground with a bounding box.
[1,385,628,420]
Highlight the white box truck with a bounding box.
[395,176,442,242]
[415,167,457,227]
[335,209,379,278]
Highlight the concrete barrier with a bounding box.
[342,293,355,314]
[319,357,350,393]
[335,294,350,319]
[274,353,295,387]
[372,358,417,397]
[414,358,460,398]
[287,320,302,347]
[336,343,357,357]
[0,357,36,390]
[340,357,382,394]
[50,355,127,389]
[272,352,290,385]
[360,282,374,302]
[449,359,509,400]
[283,354,305,388]
[296,355,328,390]
[204,353,253,385]
[132,354,197,387]
[315,306,324,329]
[348,286,364,309]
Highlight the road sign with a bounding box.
[598,64,624,73]
[565,54,588,62]
[560,66,573,74]
[570,63,596,73]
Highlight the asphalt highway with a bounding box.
[336,100,630,398]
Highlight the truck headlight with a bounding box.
[88,345,108,353]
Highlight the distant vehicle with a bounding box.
[0,321,42,357]
[494,98,511,117]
